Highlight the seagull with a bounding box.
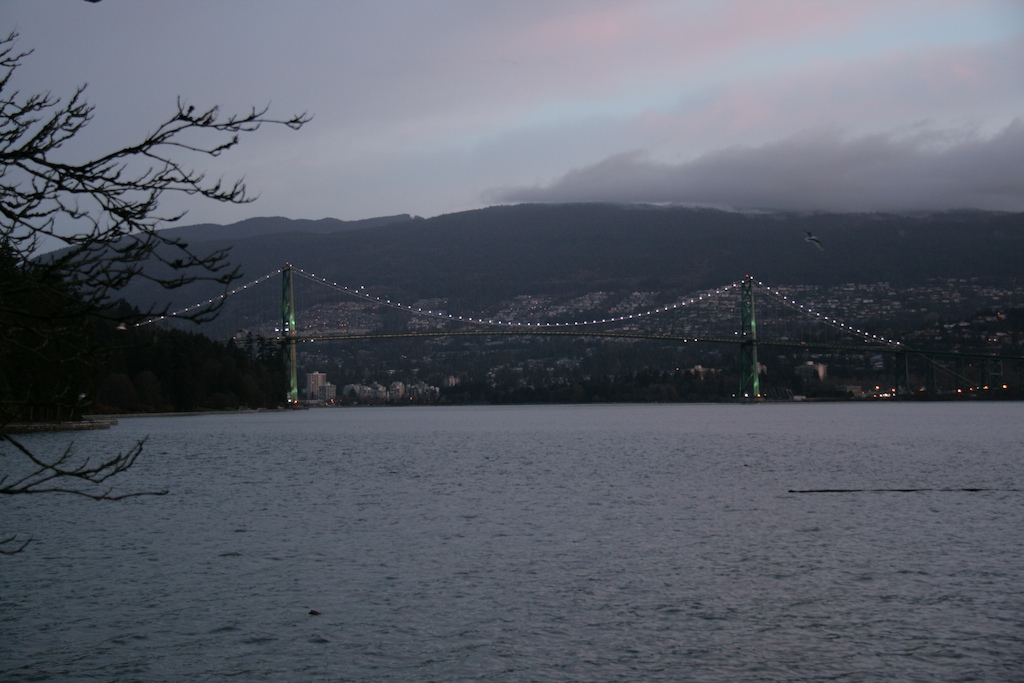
[804,231,824,250]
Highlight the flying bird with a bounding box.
[804,231,824,250]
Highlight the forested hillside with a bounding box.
[133,204,1024,314]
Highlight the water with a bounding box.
[2,403,1023,681]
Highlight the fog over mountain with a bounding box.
[496,123,1024,213]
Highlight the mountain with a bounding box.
[126,203,1024,314]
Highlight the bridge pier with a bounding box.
[896,351,911,396]
[986,358,1003,389]
[738,276,760,400]
[282,263,299,404]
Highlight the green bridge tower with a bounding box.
[282,263,299,404]
[739,275,761,400]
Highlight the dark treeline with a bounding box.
[1,272,287,421]
[1,241,94,423]
[90,320,286,414]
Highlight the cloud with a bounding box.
[492,120,1024,212]
[6,1,1022,222]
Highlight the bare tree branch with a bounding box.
[0,31,311,324]
[0,533,31,555]
[1,30,309,548]
[0,432,164,497]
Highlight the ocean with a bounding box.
[2,403,1022,681]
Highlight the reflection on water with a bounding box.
[2,403,1023,681]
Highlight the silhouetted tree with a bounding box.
[0,31,309,552]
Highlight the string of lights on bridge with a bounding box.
[753,279,903,348]
[292,267,746,330]
[135,269,284,327]
[138,266,904,348]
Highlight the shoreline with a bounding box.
[10,395,1020,432]
[5,418,119,433]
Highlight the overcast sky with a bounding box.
[4,0,1023,224]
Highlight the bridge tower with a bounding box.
[282,263,299,404]
[739,276,761,400]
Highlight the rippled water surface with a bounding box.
[2,403,1023,681]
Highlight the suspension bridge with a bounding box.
[141,263,1024,404]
